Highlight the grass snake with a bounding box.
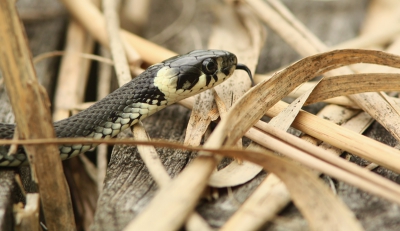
[0,49,252,167]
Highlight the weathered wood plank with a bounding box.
[92,105,193,230]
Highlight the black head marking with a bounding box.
[205,75,212,86]
[176,65,202,90]
[212,73,218,82]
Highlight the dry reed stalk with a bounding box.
[53,21,94,121]
[61,0,175,63]
[52,18,97,231]
[96,47,112,193]
[120,0,150,33]
[0,1,75,230]
[103,0,136,85]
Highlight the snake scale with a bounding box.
[0,50,252,167]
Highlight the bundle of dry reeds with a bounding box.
[1,0,400,230]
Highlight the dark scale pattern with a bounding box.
[0,124,16,139]
[54,64,166,138]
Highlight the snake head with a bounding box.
[153,50,252,100]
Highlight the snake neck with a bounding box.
[55,67,168,139]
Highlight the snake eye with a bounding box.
[202,58,217,75]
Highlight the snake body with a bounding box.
[0,50,251,167]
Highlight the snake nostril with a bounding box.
[222,67,231,76]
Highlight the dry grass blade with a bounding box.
[305,73,400,104]
[269,85,313,130]
[222,172,290,231]
[103,0,136,85]
[208,159,262,187]
[380,91,400,116]
[0,1,75,230]
[33,51,114,66]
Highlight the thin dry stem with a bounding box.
[103,0,135,85]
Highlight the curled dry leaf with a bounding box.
[306,73,400,105]
[211,65,400,189]
[211,49,400,147]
